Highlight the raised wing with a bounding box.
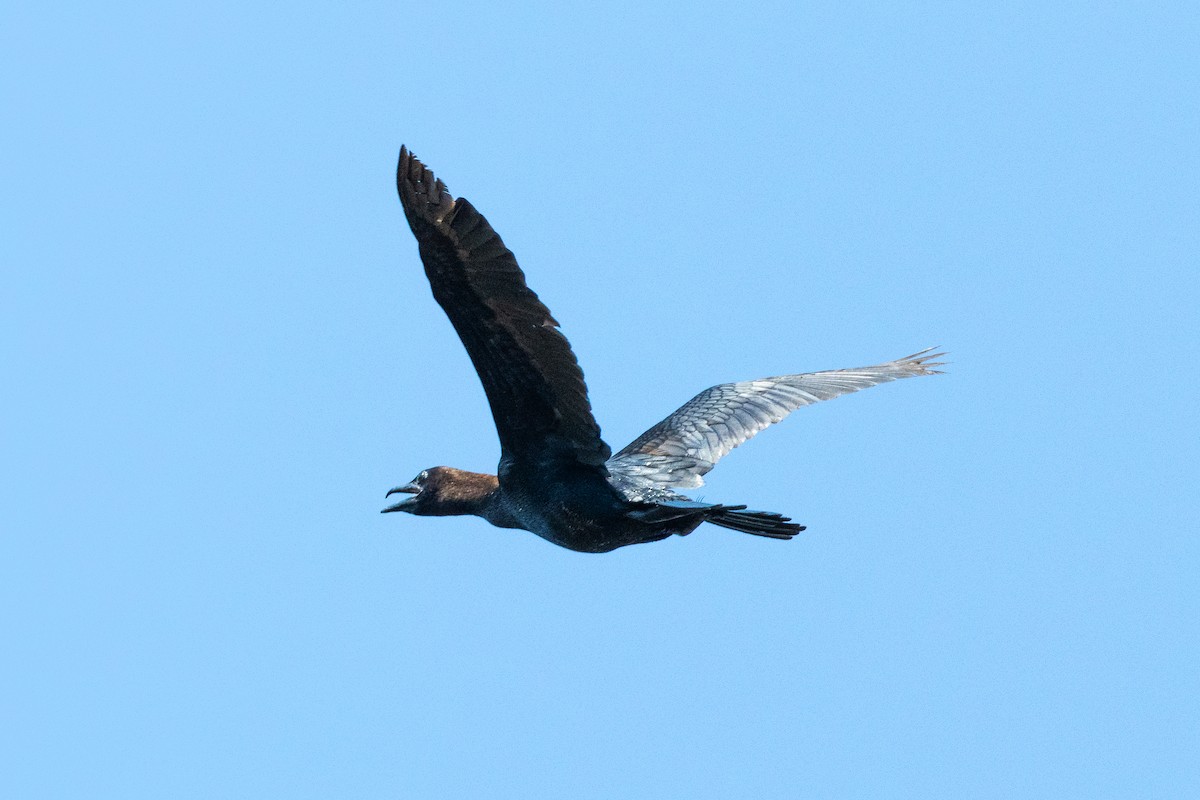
[396,147,610,469]
[607,349,944,488]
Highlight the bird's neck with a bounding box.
[427,469,520,529]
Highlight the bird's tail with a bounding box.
[706,506,805,540]
[628,499,804,541]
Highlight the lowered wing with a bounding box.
[607,349,944,488]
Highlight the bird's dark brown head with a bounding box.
[381,466,499,516]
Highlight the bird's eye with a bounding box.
[418,470,429,483]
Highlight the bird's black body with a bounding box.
[497,463,677,552]
[384,147,943,552]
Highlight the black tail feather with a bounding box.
[707,508,805,540]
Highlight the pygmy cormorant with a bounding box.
[384,147,943,553]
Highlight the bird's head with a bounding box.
[381,468,440,515]
[381,466,497,516]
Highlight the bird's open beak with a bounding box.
[381,481,420,513]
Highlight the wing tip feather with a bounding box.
[897,346,949,374]
[397,145,455,227]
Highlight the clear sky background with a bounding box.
[4,2,1197,798]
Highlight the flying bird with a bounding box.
[384,147,943,553]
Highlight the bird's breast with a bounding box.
[495,474,651,553]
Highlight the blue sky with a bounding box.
[4,1,1197,797]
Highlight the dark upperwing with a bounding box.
[396,147,612,471]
